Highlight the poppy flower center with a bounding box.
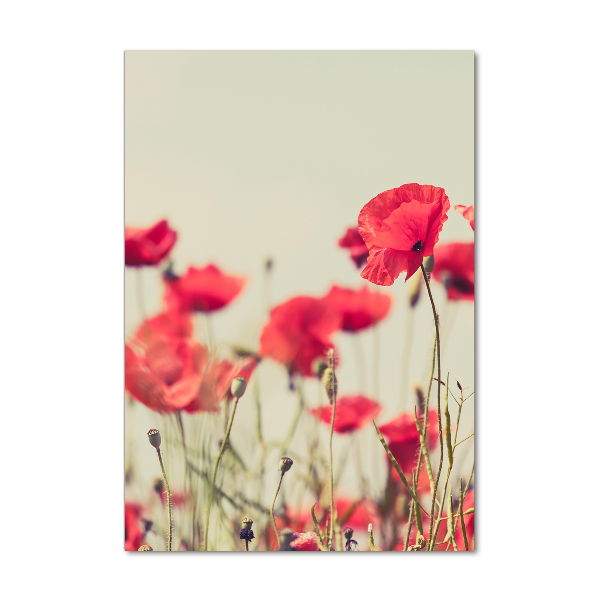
[412,240,423,252]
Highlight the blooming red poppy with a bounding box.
[338,226,369,269]
[431,242,475,301]
[290,532,321,551]
[323,285,392,332]
[125,502,145,551]
[311,395,382,434]
[164,264,247,312]
[259,296,341,377]
[358,184,451,285]
[125,219,177,267]
[454,204,475,231]
[379,410,439,485]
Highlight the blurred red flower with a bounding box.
[379,410,439,484]
[164,264,246,312]
[431,242,475,301]
[125,219,177,267]
[125,502,144,551]
[323,285,392,332]
[259,296,341,377]
[126,310,256,413]
[454,204,474,231]
[338,226,369,269]
[319,498,382,530]
[290,532,321,551]
[311,395,382,434]
[358,184,450,285]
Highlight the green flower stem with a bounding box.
[204,396,240,551]
[270,472,285,549]
[447,485,458,551]
[328,350,337,550]
[156,448,172,551]
[311,503,326,548]
[420,263,443,550]
[459,478,469,551]
[413,408,435,495]
[280,381,304,455]
[245,539,249,552]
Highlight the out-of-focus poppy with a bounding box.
[431,242,475,301]
[323,285,392,332]
[125,502,144,551]
[125,219,177,267]
[164,264,246,312]
[454,204,474,231]
[379,410,439,485]
[259,296,341,377]
[311,395,382,433]
[358,184,450,285]
[338,226,369,269]
[290,532,321,551]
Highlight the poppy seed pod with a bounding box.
[344,527,354,540]
[231,376,247,399]
[281,528,295,547]
[241,517,253,530]
[147,429,161,449]
[423,254,435,274]
[322,367,338,404]
[138,545,153,551]
[279,456,293,473]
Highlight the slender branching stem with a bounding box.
[420,264,443,550]
[157,448,172,551]
[204,396,239,551]
[270,472,284,549]
[459,478,469,551]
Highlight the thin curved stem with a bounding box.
[204,396,239,551]
[420,264,443,551]
[270,472,284,549]
[157,449,172,551]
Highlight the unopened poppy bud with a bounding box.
[279,456,293,473]
[231,376,247,399]
[241,517,254,530]
[344,527,354,540]
[147,429,161,449]
[138,545,153,551]
[322,367,338,404]
[281,527,295,546]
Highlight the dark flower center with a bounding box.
[412,240,423,252]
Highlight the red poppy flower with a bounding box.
[164,264,247,312]
[259,296,341,377]
[323,285,392,332]
[311,395,382,434]
[454,204,474,231]
[338,226,369,269]
[431,242,475,301]
[358,184,451,285]
[290,532,321,551]
[125,219,177,267]
[379,410,439,484]
[125,502,144,551]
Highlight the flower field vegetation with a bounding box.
[125,183,475,552]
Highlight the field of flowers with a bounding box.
[125,183,475,552]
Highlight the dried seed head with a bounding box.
[344,527,354,540]
[147,429,161,449]
[239,528,255,542]
[281,528,295,546]
[231,376,247,399]
[279,456,293,473]
[241,517,254,530]
[322,367,338,404]
[138,545,153,551]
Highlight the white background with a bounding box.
[1,0,598,598]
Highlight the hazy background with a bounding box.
[125,51,474,521]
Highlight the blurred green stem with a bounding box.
[328,350,337,550]
[204,396,239,551]
[270,472,284,549]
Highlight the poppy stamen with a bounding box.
[412,240,423,252]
